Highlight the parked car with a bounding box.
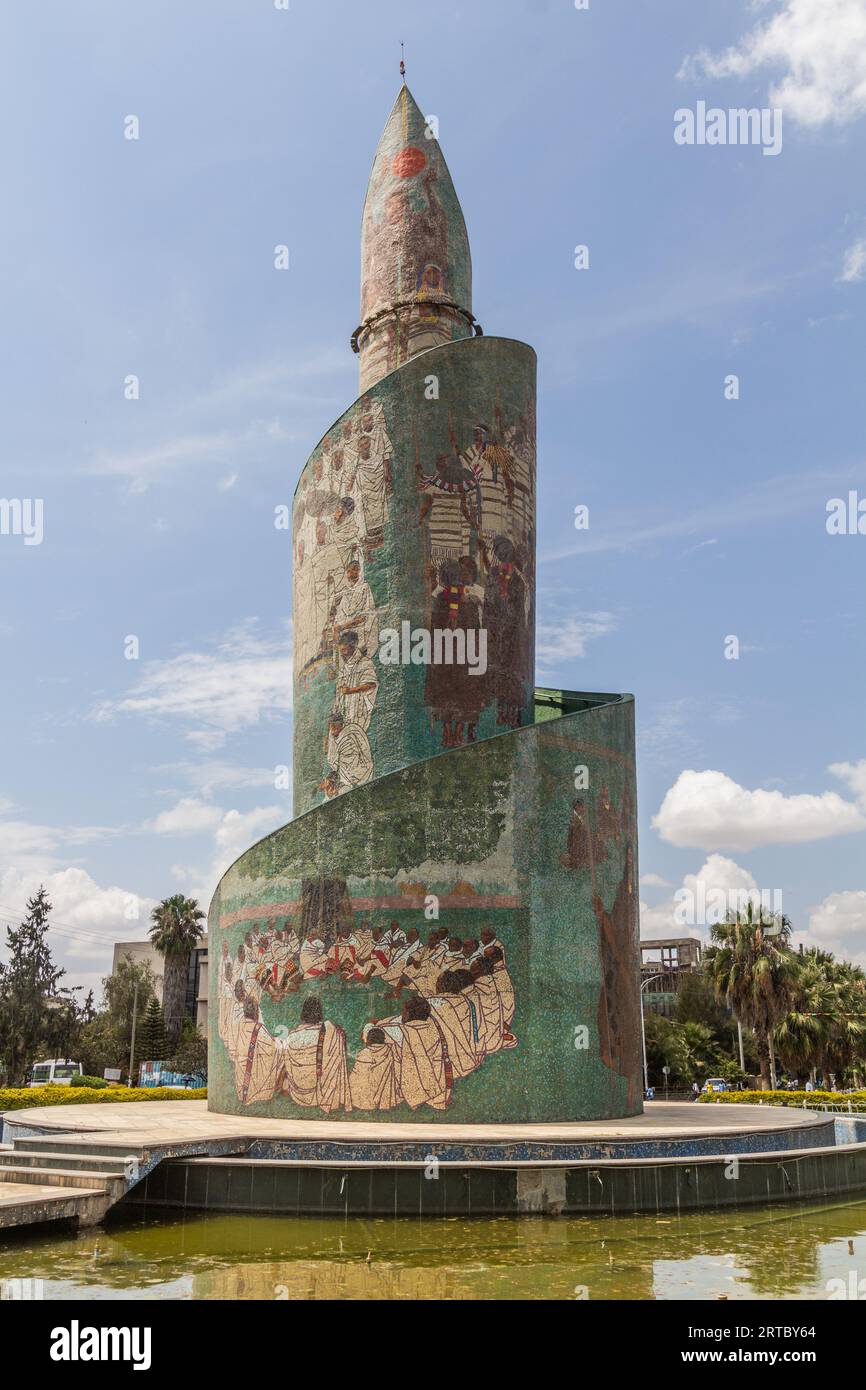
[28,1059,83,1087]
[701,1077,728,1094]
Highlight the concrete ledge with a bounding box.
[0,1183,109,1231]
[1,1098,825,1143]
[117,1139,866,1217]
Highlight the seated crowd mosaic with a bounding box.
[217,921,517,1113]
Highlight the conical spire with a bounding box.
[353,86,477,391]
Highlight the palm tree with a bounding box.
[148,896,204,1050]
[705,905,799,1089]
[775,949,866,1087]
[821,956,866,1085]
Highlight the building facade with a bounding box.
[111,940,208,1031]
[640,937,703,1018]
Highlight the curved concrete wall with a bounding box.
[292,335,537,818]
[208,692,642,1124]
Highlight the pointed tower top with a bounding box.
[353,85,476,391]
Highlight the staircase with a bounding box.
[0,1137,147,1229]
[0,1131,250,1231]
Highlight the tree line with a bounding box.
[0,887,206,1087]
[645,906,866,1090]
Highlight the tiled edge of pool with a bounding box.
[241,1117,837,1162]
[116,1140,866,1217]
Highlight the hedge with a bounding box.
[0,1085,206,1111]
[697,1089,866,1110]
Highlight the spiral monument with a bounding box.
[208,84,642,1123]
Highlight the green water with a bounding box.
[1,1200,865,1299]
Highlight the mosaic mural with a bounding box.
[217,920,516,1114]
[292,337,537,817]
[209,695,641,1123]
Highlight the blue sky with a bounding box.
[1,0,865,996]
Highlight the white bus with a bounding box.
[28,1059,83,1087]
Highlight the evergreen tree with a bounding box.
[139,996,168,1062]
[0,887,73,1085]
[103,954,154,1031]
[171,1019,207,1079]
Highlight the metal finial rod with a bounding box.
[400,42,405,84]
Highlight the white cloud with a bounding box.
[682,852,760,909]
[166,804,288,910]
[800,889,866,967]
[170,863,199,883]
[146,798,225,836]
[0,807,149,992]
[535,612,617,667]
[0,865,158,996]
[829,759,866,802]
[0,816,115,866]
[640,872,672,888]
[82,349,351,491]
[839,238,866,283]
[93,624,292,750]
[0,782,287,992]
[653,768,866,850]
[639,896,681,940]
[186,350,349,416]
[640,853,761,940]
[679,0,866,128]
[0,798,287,986]
[541,465,860,564]
[213,806,285,871]
[89,418,296,486]
[155,760,281,798]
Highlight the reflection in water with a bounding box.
[1,1201,865,1300]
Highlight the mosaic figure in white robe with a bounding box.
[331,496,360,568]
[331,559,379,657]
[293,539,321,673]
[321,712,373,796]
[310,520,345,661]
[354,399,393,553]
[335,630,378,731]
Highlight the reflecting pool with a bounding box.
[1,1199,865,1299]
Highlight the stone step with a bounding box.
[12,1137,149,1159]
[0,1182,111,1231]
[5,1151,137,1174]
[0,1165,125,1198]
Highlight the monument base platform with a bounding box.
[4,1101,866,1221]
[0,1097,834,1154]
